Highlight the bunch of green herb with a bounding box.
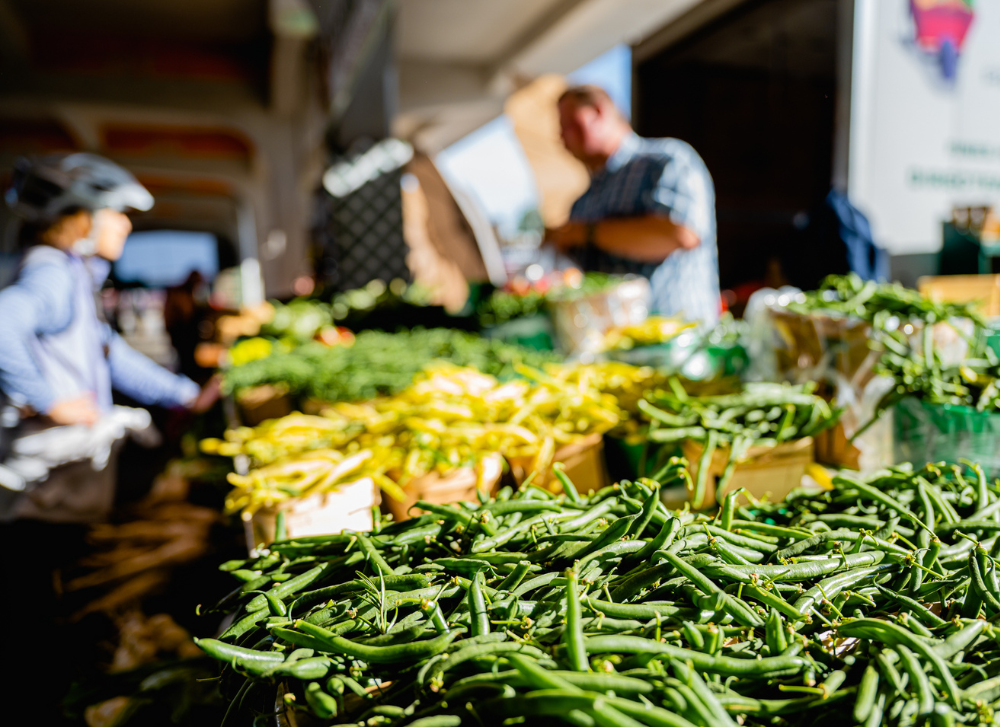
[787,273,980,325]
[223,328,559,403]
[475,288,546,328]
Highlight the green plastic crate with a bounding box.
[483,314,555,351]
[894,397,1000,475]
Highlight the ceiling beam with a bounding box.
[269,0,319,117]
[484,0,592,87]
[631,0,750,64]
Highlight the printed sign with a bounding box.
[849,0,1000,253]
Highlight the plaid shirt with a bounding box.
[568,132,720,325]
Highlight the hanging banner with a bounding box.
[849,0,1000,254]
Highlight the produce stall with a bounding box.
[38,272,1000,727]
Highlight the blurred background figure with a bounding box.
[545,85,720,325]
[164,270,207,381]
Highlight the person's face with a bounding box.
[93,208,133,261]
[558,98,604,162]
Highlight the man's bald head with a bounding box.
[557,84,630,171]
[558,85,619,113]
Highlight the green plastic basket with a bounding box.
[483,314,555,351]
[894,397,1000,475]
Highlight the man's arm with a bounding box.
[547,215,700,263]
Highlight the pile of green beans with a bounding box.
[786,273,978,325]
[196,460,1000,727]
[638,382,840,508]
[871,326,1000,415]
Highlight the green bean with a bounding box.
[657,551,763,627]
[552,462,583,505]
[468,571,490,637]
[701,524,780,553]
[582,636,806,677]
[872,584,947,627]
[834,476,933,533]
[483,689,696,727]
[291,620,461,663]
[407,717,462,727]
[457,665,653,695]
[730,520,814,541]
[854,664,880,723]
[245,562,338,613]
[420,598,450,635]
[423,641,548,687]
[564,568,589,671]
[969,547,1000,615]
[268,627,330,652]
[693,430,719,510]
[627,485,660,540]
[578,515,637,559]
[718,488,746,532]
[896,644,934,716]
[673,660,738,727]
[633,516,681,562]
[304,681,338,719]
[194,638,284,666]
[712,539,754,566]
[497,560,532,593]
[484,500,565,516]
[275,656,333,680]
[583,598,689,621]
[705,550,887,583]
[745,583,804,621]
[764,608,787,654]
[838,618,961,706]
[793,563,898,621]
[718,688,856,716]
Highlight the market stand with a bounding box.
[59,272,1000,727]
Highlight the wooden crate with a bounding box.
[382,454,504,523]
[918,274,1000,317]
[506,433,609,495]
[244,477,380,552]
[678,437,814,509]
[235,384,293,426]
[813,413,894,472]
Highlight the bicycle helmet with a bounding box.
[5,153,153,224]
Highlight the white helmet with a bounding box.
[5,153,154,224]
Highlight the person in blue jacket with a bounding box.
[0,153,215,428]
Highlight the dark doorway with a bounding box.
[634,0,838,294]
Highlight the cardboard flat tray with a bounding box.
[677,436,814,508]
[244,477,380,552]
[382,454,504,523]
[506,433,609,496]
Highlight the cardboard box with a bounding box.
[383,454,504,523]
[676,437,814,509]
[507,433,609,496]
[244,476,380,551]
[918,274,1000,317]
[235,384,293,426]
